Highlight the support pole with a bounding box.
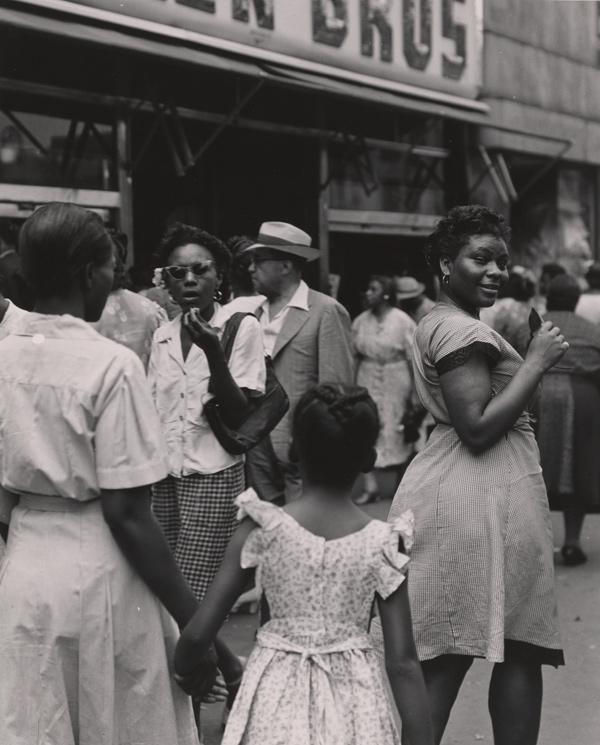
[116,110,134,264]
[318,139,330,295]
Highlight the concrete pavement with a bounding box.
[202,505,600,745]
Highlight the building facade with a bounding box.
[0,0,597,305]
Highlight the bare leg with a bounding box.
[563,507,585,547]
[214,635,244,685]
[488,661,542,745]
[420,655,474,745]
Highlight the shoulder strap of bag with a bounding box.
[219,312,252,362]
[206,312,251,396]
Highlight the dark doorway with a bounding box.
[330,232,432,318]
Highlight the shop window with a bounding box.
[0,111,116,191]
[327,141,446,216]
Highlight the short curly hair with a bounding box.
[425,205,511,279]
[155,222,232,302]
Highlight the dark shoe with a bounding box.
[561,545,587,566]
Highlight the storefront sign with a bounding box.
[47,0,483,99]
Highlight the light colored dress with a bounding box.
[353,308,417,467]
[389,304,562,663]
[92,288,167,369]
[0,314,198,745]
[223,489,413,745]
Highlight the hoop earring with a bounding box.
[213,288,223,302]
[442,274,450,286]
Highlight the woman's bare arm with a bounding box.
[440,321,568,453]
[101,486,199,629]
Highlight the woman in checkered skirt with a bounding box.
[387,206,568,745]
[148,222,266,712]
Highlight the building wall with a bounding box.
[480,0,600,164]
[470,0,600,273]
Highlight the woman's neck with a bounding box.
[34,296,86,319]
[200,301,215,322]
[371,302,391,320]
[438,289,479,318]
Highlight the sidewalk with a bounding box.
[203,507,600,745]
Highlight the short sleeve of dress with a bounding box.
[235,488,284,568]
[429,314,502,377]
[376,510,414,599]
[229,316,267,397]
[95,350,168,489]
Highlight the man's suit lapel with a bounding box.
[272,298,312,359]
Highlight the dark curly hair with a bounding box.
[369,275,396,306]
[155,222,232,302]
[108,228,130,292]
[425,205,511,279]
[292,384,380,487]
[226,235,255,296]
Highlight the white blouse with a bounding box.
[147,303,266,477]
[0,314,168,502]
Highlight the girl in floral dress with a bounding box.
[174,383,434,745]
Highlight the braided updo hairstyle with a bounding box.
[425,205,511,279]
[292,384,380,487]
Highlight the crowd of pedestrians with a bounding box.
[0,201,597,745]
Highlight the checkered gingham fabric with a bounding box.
[152,462,245,601]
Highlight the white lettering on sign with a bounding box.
[51,0,483,97]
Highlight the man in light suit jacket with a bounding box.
[245,222,354,503]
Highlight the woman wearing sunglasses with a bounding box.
[148,222,266,726]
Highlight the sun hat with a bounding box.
[394,276,426,299]
[247,222,321,262]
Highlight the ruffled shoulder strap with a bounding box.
[376,510,414,599]
[235,488,285,570]
[235,488,285,531]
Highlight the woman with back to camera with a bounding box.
[352,275,417,503]
[148,222,266,720]
[0,203,202,744]
[535,274,600,566]
[386,205,568,745]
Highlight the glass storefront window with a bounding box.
[0,111,115,191]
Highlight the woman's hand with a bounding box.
[174,644,220,699]
[182,308,222,355]
[526,321,569,373]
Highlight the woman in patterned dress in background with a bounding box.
[352,275,417,503]
[387,206,568,745]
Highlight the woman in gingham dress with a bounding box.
[387,206,567,745]
[148,223,266,711]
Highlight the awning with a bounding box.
[1,2,489,126]
[0,4,266,80]
[262,65,490,126]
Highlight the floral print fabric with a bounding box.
[222,489,413,745]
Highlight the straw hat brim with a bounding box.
[245,242,321,262]
[396,284,425,299]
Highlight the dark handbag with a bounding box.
[203,312,290,455]
[401,401,427,444]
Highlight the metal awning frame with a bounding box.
[468,124,572,205]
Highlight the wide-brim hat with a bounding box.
[394,276,426,299]
[247,221,321,262]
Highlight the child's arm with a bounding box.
[175,517,257,677]
[377,578,435,745]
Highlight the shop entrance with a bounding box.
[329,232,432,319]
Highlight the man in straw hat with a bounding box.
[393,275,436,325]
[246,221,353,503]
